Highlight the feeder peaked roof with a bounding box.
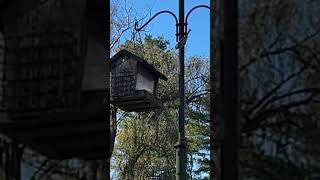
[110,49,168,81]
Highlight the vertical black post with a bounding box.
[175,0,187,179]
[14,145,22,180]
[210,0,223,179]
[210,0,215,178]
[105,0,111,179]
[221,0,239,179]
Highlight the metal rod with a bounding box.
[134,10,178,32]
[184,5,210,45]
[185,5,210,32]
[210,0,217,179]
[175,0,187,179]
[185,5,210,25]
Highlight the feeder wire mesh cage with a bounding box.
[0,28,80,115]
[111,71,136,98]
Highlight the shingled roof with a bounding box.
[110,49,168,81]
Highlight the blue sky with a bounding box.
[117,0,210,59]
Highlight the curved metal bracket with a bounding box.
[135,10,179,42]
[134,10,178,31]
[134,5,210,43]
[185,5,210,32]
[186,5,210,24]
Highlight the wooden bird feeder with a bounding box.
[0,0,109,160]
[110,49,167,112]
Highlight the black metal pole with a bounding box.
[134,2,210,179]
[210,0,222,179]
[221,0,239,179]
[106,0,111,179]
[175,0,187,179]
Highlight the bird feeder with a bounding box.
[110,49,167,112]
[0,0,109,160]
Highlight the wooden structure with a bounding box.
[0,0,109,160]
[0,138,23,180]
[110,49,167,112]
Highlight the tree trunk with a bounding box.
[110,107,117,157]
